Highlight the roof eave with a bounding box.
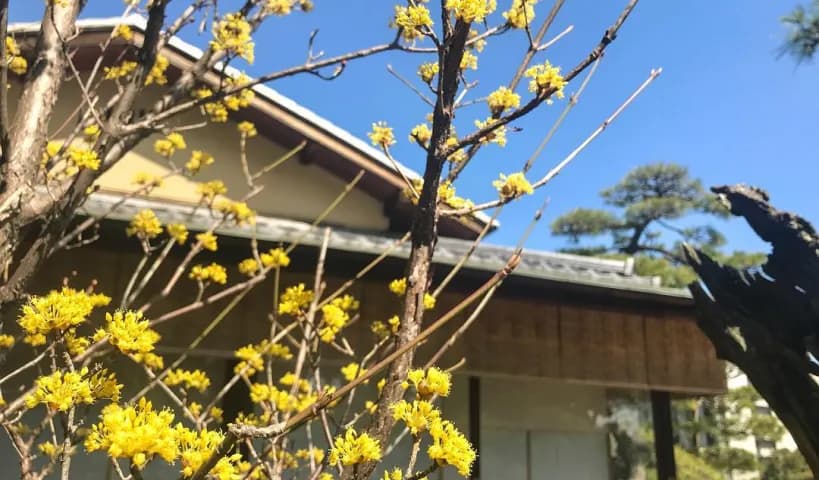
[14,16,496,238]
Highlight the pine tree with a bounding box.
[551,163,764,287]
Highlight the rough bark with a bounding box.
[352,17,472,480]
[684,184,819,477]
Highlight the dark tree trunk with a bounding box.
[683,184,819,477]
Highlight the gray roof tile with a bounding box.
[82,193,690,299]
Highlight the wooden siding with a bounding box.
[462,297,724,394]
[23,243,725,395]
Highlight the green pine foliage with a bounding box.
[782,1,819,62]
[551,162,764,287]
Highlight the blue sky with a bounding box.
[10,1,819,254]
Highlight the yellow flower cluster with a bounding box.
[331,293,360,311]
[467,28,487,52]
[126,209,163,239]
[486,86,520,115]
[388,278,436,310]
[86,397,244,476]
[503,0,538,28]
[103,60,138,80]
[328,429,381,466]
[197,180,227,202]
[38,442,60,459]
[233,340,293,376]
[261,247,290,268]
[524,60,567,101]
[386,368,474,475]
[64,330,90,356]
[341,362,366,382]
[42,140,63,164]
[318,294,358,343]
[177,426,243,478]
[0,333,14,349]
[265,0,294,15]
[446,136,466,163]
[393,4,433,41]
[26,367,121,412]
[410,123,432,146]
[278,283,314,316]
[5,37,28,75]
[83,124,101,142]
[249,383,297,411]
[196,74,256,123]
[145,54,169,86]
[196,232,219,251]
[238,120,257,137]
[280,371,312,393]
[403,178,423,205]
[215,199,255,225]
[392,399,440,435]
[493,172,534,199]
[445,0,497,23]
[18,287,111,346]
[85,398,178,468]
[167,223,189,244]
[185,150,215,174]
[388,277,407,295]
[165,369,211,392]
[417,61,439,83]
[428,418,476,475]
[132,172,164,188]
[295,447,325,465]
[211,13,255,63]
[189,263,227,284]
[368,122,396,149]
[112,24,134,41]
[237,258,260,276]
[67,146,101,171]
[249,375,326,414]
[194,88,227,123]
[154,132,187,157]
[474,117,507,147]
[93,310,161,357]
[460,50,478,71]
[371,314,401,339]
[383,469,403,480]
[405,367,452,399]
[238,247,291,276]
[439,180,474,210]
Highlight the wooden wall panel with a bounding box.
[622,313,649,386]
[32,247,725,395]
[644,315,671,387]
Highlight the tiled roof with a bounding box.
[82,193,690,299]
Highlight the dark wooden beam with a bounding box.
[469,376,481,480]
[650,390,677,480]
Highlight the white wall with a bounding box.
[479,376,610,480]
[36,81,392,232]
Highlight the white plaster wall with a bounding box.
[37,82,391,231]
[479,375,610,480]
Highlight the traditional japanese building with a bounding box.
[1,17,725,479]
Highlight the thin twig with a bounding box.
[387,64,435,107]
[0,344,55,386]
[444,67,662,216]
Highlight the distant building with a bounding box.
[725,372,797,480]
